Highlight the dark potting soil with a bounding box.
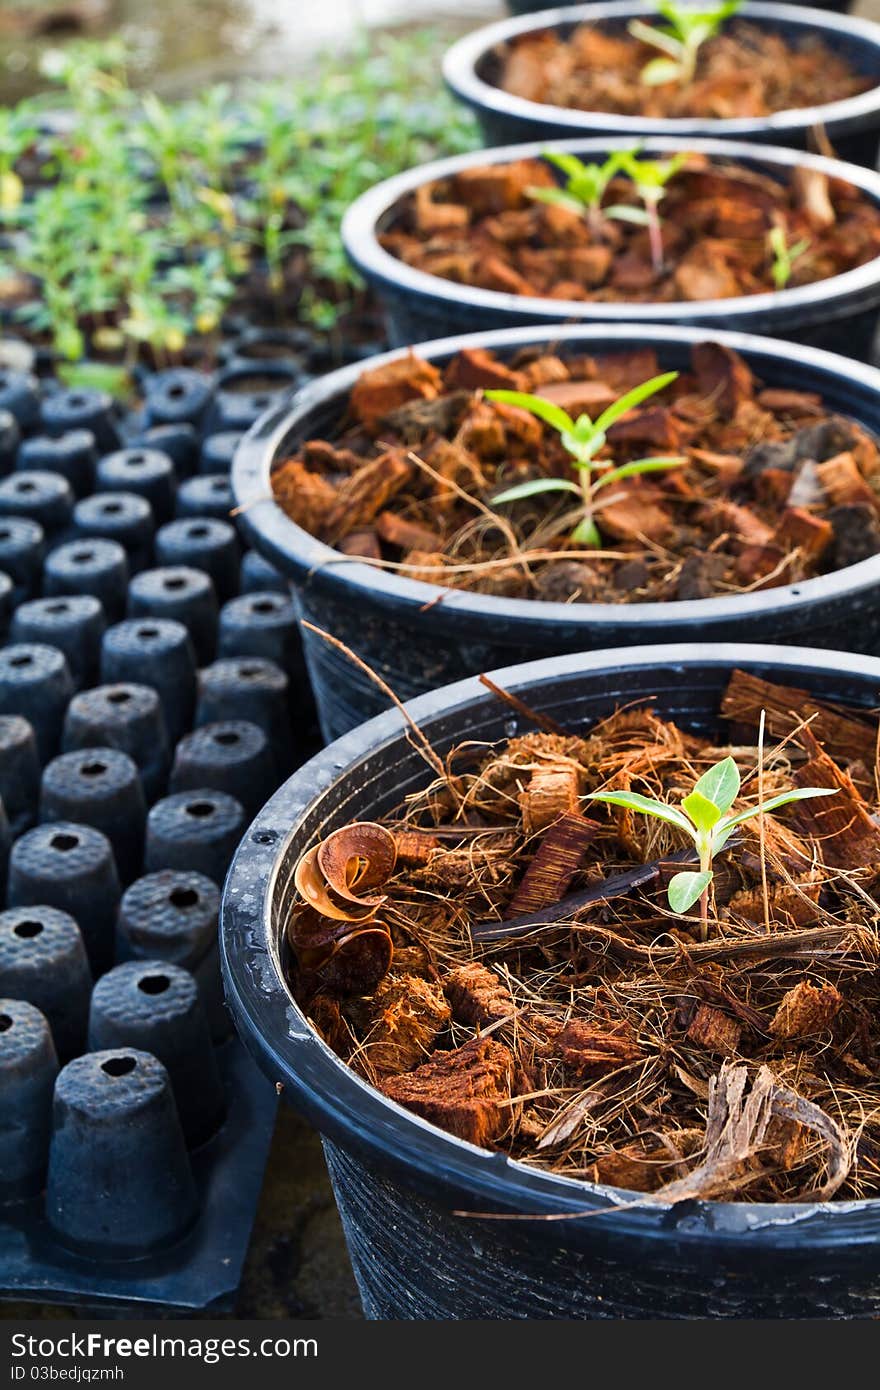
[497,20,873,119]
[271,339,880,604]
[380,155,880,303]
[286,669,880,1202]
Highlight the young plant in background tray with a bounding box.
[629,0,742,87]
[486,371,684,547]
[767,225,811,290]
[589,753,835,941]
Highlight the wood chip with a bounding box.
[815,451,879,511]
[519,765,582,834]
[507,812,598,916]
[720,669,877,766]
[350,353,442,431]
[443,962,515,1027]
[791,728,880,868]
[379,1036,515,1146]
[686,1003,742,1055]
[769,979,843,1039]
[362,974,452,1076]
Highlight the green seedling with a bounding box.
[589,753,835,940]
[487,372,683,547]
[528,151,631,234]
[629,0,742,87]
[610,150,687,274]
[768,225,811,290]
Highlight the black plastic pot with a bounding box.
[221,642,880,1319]
[454,3,879,162]
[341,137,880,358]
[233,322,880,742]
[507,0,854,8]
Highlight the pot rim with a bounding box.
[232,320,880,632]
[220,641,880,1243]
[442,1,880,139]
[340,135,880,325]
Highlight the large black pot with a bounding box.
[341,137,880,359]
[232,322,880,742]
[220,642,880,1319]
[459,3,879,161]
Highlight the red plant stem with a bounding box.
[647,198,664,275]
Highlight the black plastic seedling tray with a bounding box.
[0,1039,276,1314]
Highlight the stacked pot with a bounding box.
[0,344,321,1257]
[224,4,880,1318]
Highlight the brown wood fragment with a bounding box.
[815,451,879,511]
[756,388,824,417]
[534,378,616,418]
[453,161,541,214]
[725,877,821,928]
[375,510,441,553]
[596,486,673,543]
[443,962,515,1026]
[791,728,880,868]
[361,973,451,1076]
[271,459,337,534]
[543,1018,643,1077]
[519,765,582,834]
[706,500,774,548]
[442,346,524,392]
[771,507,834,564]
[323,450,413,541]
[507,812,598,916]
[349,353,442,431]
[692,342,755,419]
[792,166,836,230]
[687,1003,743,1055]
[379,1036,515,1146]
[337,529,381,560]
[769,980,843,1040]
[393,830,442,867]
[413,184,469,234]
[720,668,877,765]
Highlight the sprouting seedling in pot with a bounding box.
[610,150,688,275]
[629,0,742,88]
[767,225,811,290]
[485,372,684,548]
[588,752,836,942]
[528,150,632,235]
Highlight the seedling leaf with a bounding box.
[589,790,693,832]
[682,789,722,833]
[694,756,740,815]
[667,869,712,914]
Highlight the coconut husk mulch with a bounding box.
[271,340,880,604]
[497,21,872,119]
[284,669,880,1203]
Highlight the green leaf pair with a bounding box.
[630,0,742,87]
[485,373,683,544]
[589,753,837,920]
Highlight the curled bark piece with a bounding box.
[317,822,397,903]
[288,908,394,995]
[293,846,382,922]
